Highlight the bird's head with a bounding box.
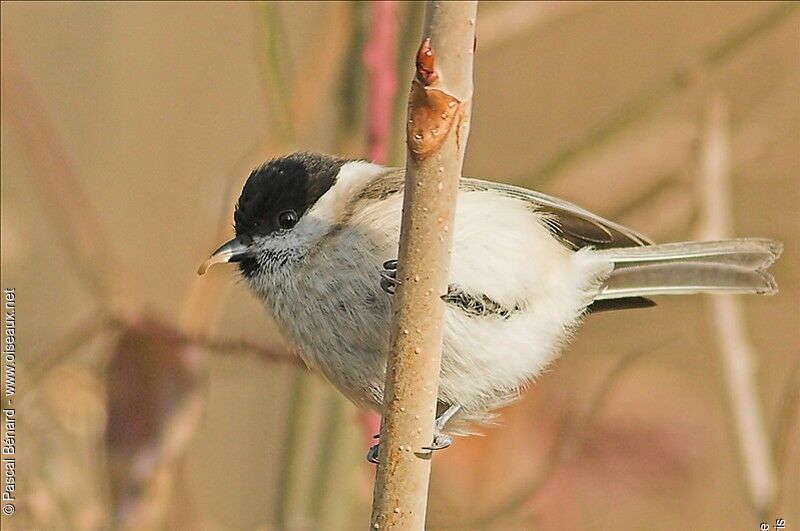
[198,152,385,282]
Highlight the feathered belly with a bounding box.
[267,253,610,420]
[266,273,394,411]
[437,248,613,414]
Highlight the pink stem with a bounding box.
[362,1,399,442]
[364,1,399,164]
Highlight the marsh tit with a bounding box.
[199,151,782,462]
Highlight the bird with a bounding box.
[198,151,782,462]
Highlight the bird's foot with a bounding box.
[421,431,453,453]
[367,443,380,464]
[380,259,399,295]
[420,404,459,453]
[367,431,453,464]
[366,395,461,465]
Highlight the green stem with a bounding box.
[253,1,296,146]
[308,391,346,521]
[274,370,312,529]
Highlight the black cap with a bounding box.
[233,152,349,239]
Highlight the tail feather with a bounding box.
[594,238,782,300]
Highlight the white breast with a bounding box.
[255,179,613,427]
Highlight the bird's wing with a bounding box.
[461,178,654,250]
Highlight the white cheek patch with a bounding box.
[291,214,330,251]
[303,161,386,228]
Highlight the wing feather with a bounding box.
[461,178,654,250]
[353,170,653,251]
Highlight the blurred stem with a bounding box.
[180,141,263,334]
[174,0,300,408]
[315,405,363,530]
[363,0,399,164]
[356,0,401,449]
[607,173,684,221]
[274,370,317,530]
[771,361,799,470]
[770,361,799,513]
[334,1,368,155]
[23,309,118,400]
[389,1,425,166]
[478,2,581,50]
[252,5,332,528]
[290,1,354,138]
[699,95,776,517]
[301,5,384,527]
[526,2,797,186]
[253,4,372,528]
[253,1,295,147]
[0,42,129,311]
[194,336,302,367]
[308,391,345,520]
[607,173,702,240]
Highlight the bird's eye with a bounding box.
[277,210,299,230]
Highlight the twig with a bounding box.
[252,1,295,148]
[364,1,399,164]
[274,370,311,529]
[390,2,426,166]
[196,337,303,367]
[180,141,263,334]
[333,2,369,155]
[290,1,354,138]
[524,3,797,186]
[698,95,776,516]
[360,0,402,445]
[370,3,478,529]
[769,360,800,513]
[251,6,356,528]
[23,310,119,398]
[0,41,126,308]
[478,1,581,50]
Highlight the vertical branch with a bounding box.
[253,1,295,148]
[371,3,477,529]
[390,2,426,166]
[0,42,126,309]
[698,95,776,516]
[334,2,369,155]
[364,1,399,164]
[361,0,401,444]
[290,2,354,137]
[527,3,797,186]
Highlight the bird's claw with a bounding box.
[420,432,453,453]
[380,259,400,295]
[367,444,380,464]
[366,432,453,464]
[367,403,459,463]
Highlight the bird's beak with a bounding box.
[197,238,252,275]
